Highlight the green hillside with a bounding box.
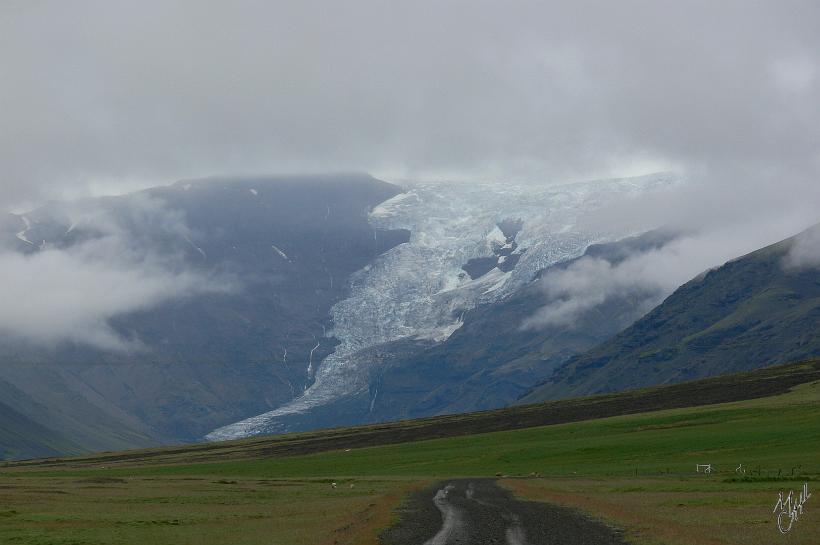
[2,360,818,545]
[0,400,84,460]
[522,225,820,404]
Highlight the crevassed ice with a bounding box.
[206,173,678,440]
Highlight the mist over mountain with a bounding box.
[0,172,686,456]
[212,229,681,437]
[521,224,820,404]
[0,170,818,461]
[0,174,407,452]
[1,3,819,466]
[207,174,677,439]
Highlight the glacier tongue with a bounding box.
[205,173,678,441]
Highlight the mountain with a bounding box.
[1,172,678,457]
[0,174,407,457]
[13,358,820,468]
[207,175,679,440]
[521,224,820,404]
[362,229,678,421]
[210,232,677,436]
[0,396,84,460]
[0,374,157,455]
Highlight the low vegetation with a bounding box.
[2,360,818,544]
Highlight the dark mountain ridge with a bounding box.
[521,224,820,404]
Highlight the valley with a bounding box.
[0,172,684,458]
[3,5,817,544]
[2,360,818,544]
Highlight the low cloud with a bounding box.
[2,2,818,206]
[524,216,814,331]
[0,2,818,345]
[0,196,233,351]
[522,255,665,330]
[784,225,820,270]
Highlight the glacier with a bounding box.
[206,173,678,441]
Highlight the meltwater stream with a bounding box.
[206,174,677,440]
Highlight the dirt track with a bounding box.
[380,479,627,545]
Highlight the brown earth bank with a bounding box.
[6,359,819,469]
[380,479,627,545]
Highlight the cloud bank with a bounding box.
[0,1,818,342]
[0,245,218,350]
[0,196,232,350]
[785,224,820,270]
[1,1,818,202]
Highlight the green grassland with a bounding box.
[1,362,819,544]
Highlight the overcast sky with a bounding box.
[1,1,819,347]
[2,1,818,207]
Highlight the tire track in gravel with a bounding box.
[381,479,628,545]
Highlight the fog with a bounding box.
[0,195,232,349]
[1,1,818,345]
[2,2,817,201]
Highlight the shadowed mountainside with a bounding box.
[212,230,679,436]
[9,358,818,468]
[521,224,820,404]
[0,174,407,457]
[0,397,83,460]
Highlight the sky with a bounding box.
[2,1,817,204]
[0,0,819,346]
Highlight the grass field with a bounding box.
[1,362,818,544]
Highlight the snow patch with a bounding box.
[271,245,291,262]
[183,236,207,260]
[368,190,417,219]
[15,215,34,246]
[486,225,507,247]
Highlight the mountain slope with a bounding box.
[2,173,675,454]
[5,359,819,545]
[0,374,157,456]
[208,229,678,437]
[208,174,678,440]
[364,229,678,421]
[0,174,407,456]
[521,224,820,404]
[0,398,84,460]
[11,358,820,468]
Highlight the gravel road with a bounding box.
[380,479,628,545]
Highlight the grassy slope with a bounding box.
[0,401,84,460]
[523,229,820,403]
[11,359,818,469]
[1,361,819,544]
[0,376,156,461]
